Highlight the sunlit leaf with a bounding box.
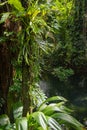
[16,117,27,130]
[42,103,63,115]
[8,0,24,11]
[47,116,62,130]
[13,106,23,120]
[32,10,40,21]
[39,96,67,110]
[31,112,47,130]
[0,13,10,24]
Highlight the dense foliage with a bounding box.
[0,96,83,130]
[42,0,87,81]
[0,0,87,129]
[0,0,60,115]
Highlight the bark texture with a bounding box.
[0,42,13,114]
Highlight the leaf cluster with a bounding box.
[0,96,84,130]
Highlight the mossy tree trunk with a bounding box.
[22,59,31,116]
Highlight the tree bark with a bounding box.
[0,0,13,115]
[22,59,31,116]
[0,43,13,114]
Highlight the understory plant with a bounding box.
[0,96,84,130]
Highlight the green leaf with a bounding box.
[0,37,6,43]
[8,0,24,12]
[52,113,83,130]
[38,104,47,111]
[31,112,47,130]
[42,103,63,115]
[16,117,28,130]
[0,1,7,6]
[47,117,62,130]
[44,96,67,103]
[0,13,10,24]
[0,114,10,126]
[38,96,67,110]
[31,9,40,21]
[13,106,23,120]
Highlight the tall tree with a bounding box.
[0,1,13,114]
[0,0,58,116]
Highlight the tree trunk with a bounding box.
[0,0,13,115]
[0,43,13,114]
[22,59,32,116]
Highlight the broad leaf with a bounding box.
[0,13,10,24]
[52,113,83,130]
[42,103,63,115]
[31,112,47,130]
[13,106,23,120]
[47,116,62,130]
[16,117,27,130]
[38,96,67,110]
[8,0,24,11]
[0,114,10,126]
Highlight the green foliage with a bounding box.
[0,0,62,115]
[0,115,10,130]
[52,113,83,130]
[13,105,23,120]
[8,0,24,12]
[16,118,27,130]
[0,0,87,126]
[52,67,74,81]
[9,66,22,94]
[0,96,83,130]
[0,13,10,24]
[0,115,10,126]
[42,0,87,81]
[29,83,47,108]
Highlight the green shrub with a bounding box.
[0,96,83,130]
